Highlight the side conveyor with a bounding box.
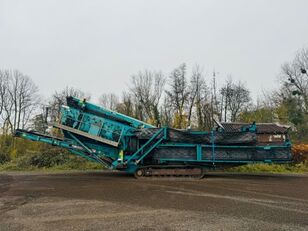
[14,129,113,168]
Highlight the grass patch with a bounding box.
[0,152,103,172]
[228,162,308,174]
[0,161,103,172]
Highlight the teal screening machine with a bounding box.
[15,97,292,178]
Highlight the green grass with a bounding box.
[0,155,103,172]
[228,162,308,174]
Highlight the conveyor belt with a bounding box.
[135,128,257,145]
[14,129,64,141]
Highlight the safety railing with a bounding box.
[126,128,166,164]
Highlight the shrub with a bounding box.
[0,152,10,164]
[29,151,70,168]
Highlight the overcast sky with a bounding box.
[1,0,308,102]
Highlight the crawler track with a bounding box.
[134,167,205,179]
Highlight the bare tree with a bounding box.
[187,65,205,127]
[98,93,119,111]
[48,87,91,122]
[160,97,173,127]
[0,70,39,133]
[230,84,251,121]
[130,70,165,126]
[211,71,221,122]
[220,78,233,122]
[1,91,13,134]
[220,79,251,122]
[166,64,190,128]
[0,71,8,119]
[195,80,214,130]
[280,47,308,112]
[30,105,49,133]
[116,91,134,117]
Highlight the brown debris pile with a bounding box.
[292,144,308,163]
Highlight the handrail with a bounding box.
[135,136,165,164]
[125,128,165,164]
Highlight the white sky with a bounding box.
[1,0,308,102]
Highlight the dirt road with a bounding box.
[0,171,307,231]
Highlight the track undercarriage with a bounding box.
[133,166,205,179]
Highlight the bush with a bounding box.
[29,151,71,168]
[0,135,105,171]
[0,152,10,164]
[0,150,103,171]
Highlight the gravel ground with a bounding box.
[0,171,308,231]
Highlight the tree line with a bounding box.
[0,70,39,134]
[1,47,308,142]
[98,64,252,131]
